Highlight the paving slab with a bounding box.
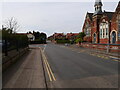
[3,48,46,88]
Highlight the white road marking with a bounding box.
[43,44,47,52]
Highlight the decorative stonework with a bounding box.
[82,1,120,44]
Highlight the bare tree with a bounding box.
[4,17,20,33]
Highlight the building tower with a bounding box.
[93,0,103,16]
[92,0,103,43]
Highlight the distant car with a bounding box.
[65,43,69,46]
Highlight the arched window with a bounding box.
[112,31,116,44]
[106,28,109,38]
[85,22,91,36]
[99,22,109,39]
[99,29,102,38]
[93,33,96,43]
[118,20,120,40]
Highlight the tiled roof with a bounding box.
[115,1,120,12]
[103,11,114,20]
[16,33,27,35]
[53,33,64,36]
[87,13,93,21]
[66,33,79,36]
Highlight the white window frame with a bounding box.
[99,22,109,39]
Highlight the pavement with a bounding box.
[67,44,120,60]
[3,48,46,88]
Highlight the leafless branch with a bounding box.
[3,17,20,33]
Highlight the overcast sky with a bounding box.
[1,0,120,36]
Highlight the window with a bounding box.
[103,29,105,38]
[100,29,102,38]
[118,20,120,40]
[99,22,109,39]
[106,28,109,38]
[85,22,91,36]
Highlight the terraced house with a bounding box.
[82,0,120,44]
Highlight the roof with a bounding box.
[115,1,120,12]
[16,33,27,35]
[95,0,103,6]
[87,13,93,21]
[103,11,114,20]
[53,33,64,37]
[66,33,79,37]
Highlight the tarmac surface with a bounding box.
[2,43,120,88]
[43,43,119,88]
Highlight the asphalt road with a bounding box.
[3,42,119,88]
[40,42,119,88]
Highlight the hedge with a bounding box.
[56,40,70,44]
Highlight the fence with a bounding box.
[2,34,29,56]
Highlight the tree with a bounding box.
[34,31,40,39]
[75,38,83,43]
[77,32,86,39]
[75,32,86,43]
[3,17,20,33]
[39,33,47,44]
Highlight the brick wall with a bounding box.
[81,43,120,53]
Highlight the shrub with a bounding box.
[56,40,70,44]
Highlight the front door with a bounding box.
[112,31,116,44]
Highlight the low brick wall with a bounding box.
[2,47,29,71]
[81,43,120,53]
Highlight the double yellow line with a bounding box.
[40,48,56,81]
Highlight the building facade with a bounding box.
[82,0,120,44]
[66,33,79,40]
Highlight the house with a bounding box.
[53,33,66,40]
[16,33,35,41]
[27,33,35,41]
[66,33,79,40]
[82,0,120,44]
[48,35,54,40]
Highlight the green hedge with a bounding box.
[2,28,29,53]
[56,40,70,44]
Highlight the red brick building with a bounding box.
[82,0,120,44]
[66,33,79,40]
[53,33,66,40]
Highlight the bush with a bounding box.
[75,38,83,43]
[56,40,70,44]
[2,28,28,53]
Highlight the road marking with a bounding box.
[40,48,56,81]
[43,44,47,52]
[72,49,76,51]
[113,60,118,62]
[81,50,85,52]
[112,59,120,62]
[109,56,120,60]
[45,59,56,81]
[90,54,96,56]
[43,59,52,81]
[97,55,101,57]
